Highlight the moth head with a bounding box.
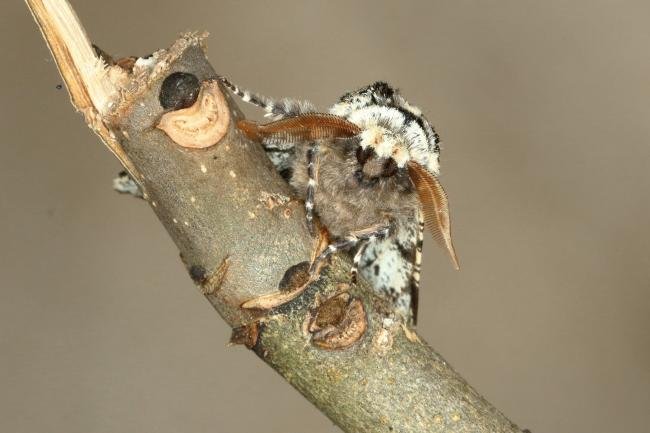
[354,125,403,179]
[330,82,441,177]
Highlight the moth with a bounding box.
[219,77,459,324]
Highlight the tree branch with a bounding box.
[24,1,527,431]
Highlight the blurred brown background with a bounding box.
[2,1,649,432]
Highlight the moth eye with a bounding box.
[382,158,398,177]
[159,72,201,110]
[356,146,374,166]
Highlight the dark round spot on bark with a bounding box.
[188,264,207,284]
[159,72,201,110]
[55,84,63,90]
[278,261,310,292]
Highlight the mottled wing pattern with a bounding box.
[359,215,421,324]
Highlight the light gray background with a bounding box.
[2,1,649,432]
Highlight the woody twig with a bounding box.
[24,1,526,432]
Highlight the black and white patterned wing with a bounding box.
[358,211,424,324]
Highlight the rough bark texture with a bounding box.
[25,1,527,430]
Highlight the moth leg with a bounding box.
[305,142,320,236]
[310,223,391,275]
[217,75,316,120]
[350,241,369,284]
[410,211,425,325]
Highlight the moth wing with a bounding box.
[358,216,421,324]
